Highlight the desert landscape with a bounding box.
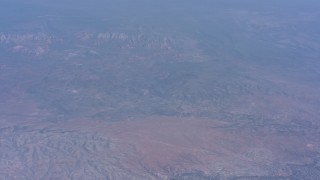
[1,0,320,179]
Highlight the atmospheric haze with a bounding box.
[1,0,320,179]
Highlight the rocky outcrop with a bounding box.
[0,32,61,56]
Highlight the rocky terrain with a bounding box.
[1,0,320,179]
[0,32,60,56]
